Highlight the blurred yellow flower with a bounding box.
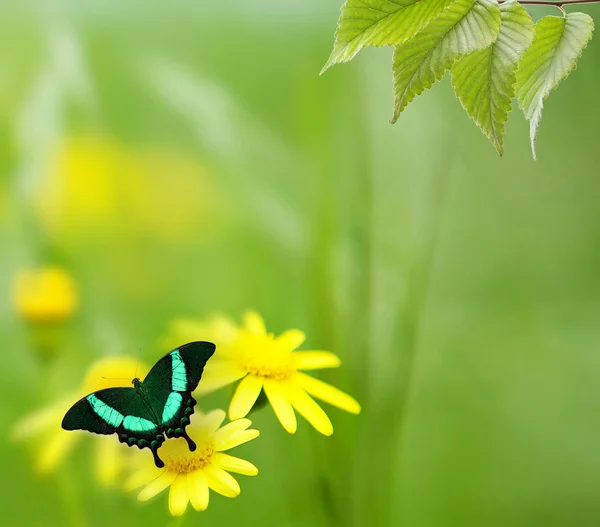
[126,147,222,241]
[13,356,149,486]
[12,267,78,323]
[166,312,361,436]
[124,409,259,516]
[37,136,132,241]
[36,136,221,245]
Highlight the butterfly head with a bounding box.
[132,377,143,390]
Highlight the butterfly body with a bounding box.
[62,341,215,468]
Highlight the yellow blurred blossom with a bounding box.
[124,409,259,516]
[13,267,78,323]
[36,136,132,240]
[126,147,222,241]
[165,312,361,436]
[13,356,149,486]
[36,136,221,244]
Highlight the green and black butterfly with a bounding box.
[62,341,215,468]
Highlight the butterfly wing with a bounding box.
[62,387,166,468]
[142,341,215,449]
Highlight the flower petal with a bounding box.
[94,437,122,486]
[36,431,78,473]
[204,465,240,497]
[276,329,305,351]
[194,409,227,437]
[243,311,266,336]
[137,471,177,502]
[188,470,210,511]
[209,315,241,345]
[213,418,252,439]
[84,356,149,391]
[213,422,260,451]
[294,351,341,370]
[286,385,333,436]
[294,372,361,414]
[213,453,258,476]
[229,375,263,420]
[12,395,74,440]
[167,315,239,351]
[169,474,189,517]
[124,466,164,492]
[263,379,297,434]
[195,362,247,396]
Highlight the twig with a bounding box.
[500,0,600,6]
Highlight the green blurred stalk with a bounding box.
[57,463,87,527]
[384,149,454,527]
[345,67,375,527]
[309,65,376,527]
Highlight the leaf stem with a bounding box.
[501,0,600,6]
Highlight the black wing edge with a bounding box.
[61,394,116,435]
[161,341,215,453]
[62,390,167,468]
[177,341,216,392]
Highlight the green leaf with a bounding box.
[392,0,501,123]
[322,0,457,73]
[516,12,594,159]
[451,0,534,155]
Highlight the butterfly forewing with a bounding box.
[62,387,140,435]
[142,341,215,442]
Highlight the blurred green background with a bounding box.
[1,1,600,526]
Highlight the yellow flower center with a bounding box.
[236,333,297,381]
[163,442,215,473]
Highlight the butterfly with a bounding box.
[62,341,215,468]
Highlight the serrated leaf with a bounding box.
[516,12,594,159]
[322,0,457,73]
[392,0,501,123]
[451,0,534,155]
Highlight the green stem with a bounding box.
[169,514,188,527]
[391,158,451,427]
[56,465,87,527]
[347,65,376,527]
[385,148,454,527]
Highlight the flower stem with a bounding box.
[57,465,87,527]
[385,146,455,527]
[169,514,188,527]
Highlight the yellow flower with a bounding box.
[124,409,259,516]
[13,356,149,486]
[36,136,222,245]
[37,136,136,241]
[166,312,361,436]
[125,147,223,242]
[12,267,78,323]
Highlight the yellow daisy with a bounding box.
[124,409,259,516]
[13,356,148,486]
[167,312,361,436]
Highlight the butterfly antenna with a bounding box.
[134,347,143,379]
[101,376,132,381]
